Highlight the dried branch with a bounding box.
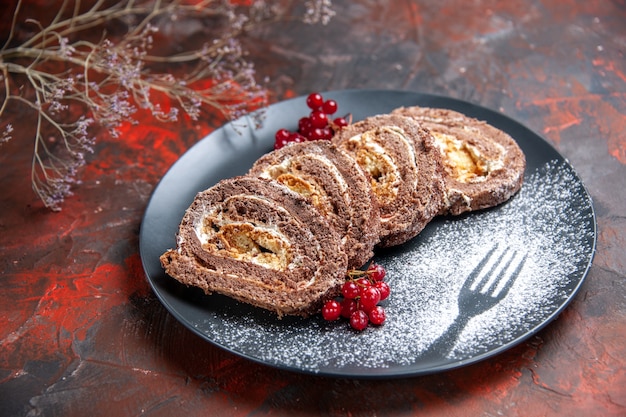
[0,0,335,210]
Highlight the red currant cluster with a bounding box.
[274,92,350,150]
[321,263,390,331]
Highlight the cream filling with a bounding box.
[193,195,322,290]
[462,126,506,173]
[380,125,419,188]
[258,158,292,180]
[194,196,294,270]
[259,154,353,244]
[347,125,415,205]
[260,155,349,196]
[432,131,504,183]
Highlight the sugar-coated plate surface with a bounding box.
[139,90,596,378]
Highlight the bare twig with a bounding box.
[0,0,335,210]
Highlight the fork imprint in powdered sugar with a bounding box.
[422,244,528,358]
[461,244,528,312]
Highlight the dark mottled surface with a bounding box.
[1,1,625,416]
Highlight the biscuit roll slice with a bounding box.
[332,114,445,247]
[392,106,526,215]
[160,176,348,317]
[249,141,381,268]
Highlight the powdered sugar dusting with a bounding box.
[191,159,595,375]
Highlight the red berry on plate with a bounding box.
[356,277,371,289]
[275,128,291,141]
[368,263,386,282]
[342,281,360,299]
[322,300,341,321]
[341,281,361,299]
[306,92,324,110]
[350,310,369,331]
[308,128,327,141]
[320,127,334,140]
[309,110,328,129]
[341,298,358,319]
[308,127,333,141]
[368,306,386,326]
[275,128,291,140]
[322,99,338,115]
[332,117,349,132]
[359,286,381,311]
[274,129,291,149]
[298,117,312,137]
[374,281,390,301]
[289,132,306,143]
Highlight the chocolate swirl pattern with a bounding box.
[161,107,526,317]
[392,107,526,215]
[160,177,348,317]
[332,114,445,247]
[250,141,380,268]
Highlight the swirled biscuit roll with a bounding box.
[249,141,380,268]
[160,176,348,317]
[392,107,526,215]
[332,114,445,247]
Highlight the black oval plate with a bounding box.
[139,90,596,378]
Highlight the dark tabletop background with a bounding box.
[1,1,625,416]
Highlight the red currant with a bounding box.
[308,128,326,141]
[319,261,391,329]
[275,128,291,142]
[367,263,386,282]
[274,93,350,148]
[322,300,341,321]
[306,92,324,110]
[298,117,312,137]
[342,281,360,299]
[274,130,293,149]
[368,306,386,326]
[350,310,369,331]
[309,110,328,129]
[322,99,338,115]
[359,286,381,311]
[309,127,333,141]
[356,277,371,289]
[332,117,349,129]
[374,281,390,301]
[320,127,334,140]
[340,298,358,319]
[274,139,286,150]
[288,132,306,143]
